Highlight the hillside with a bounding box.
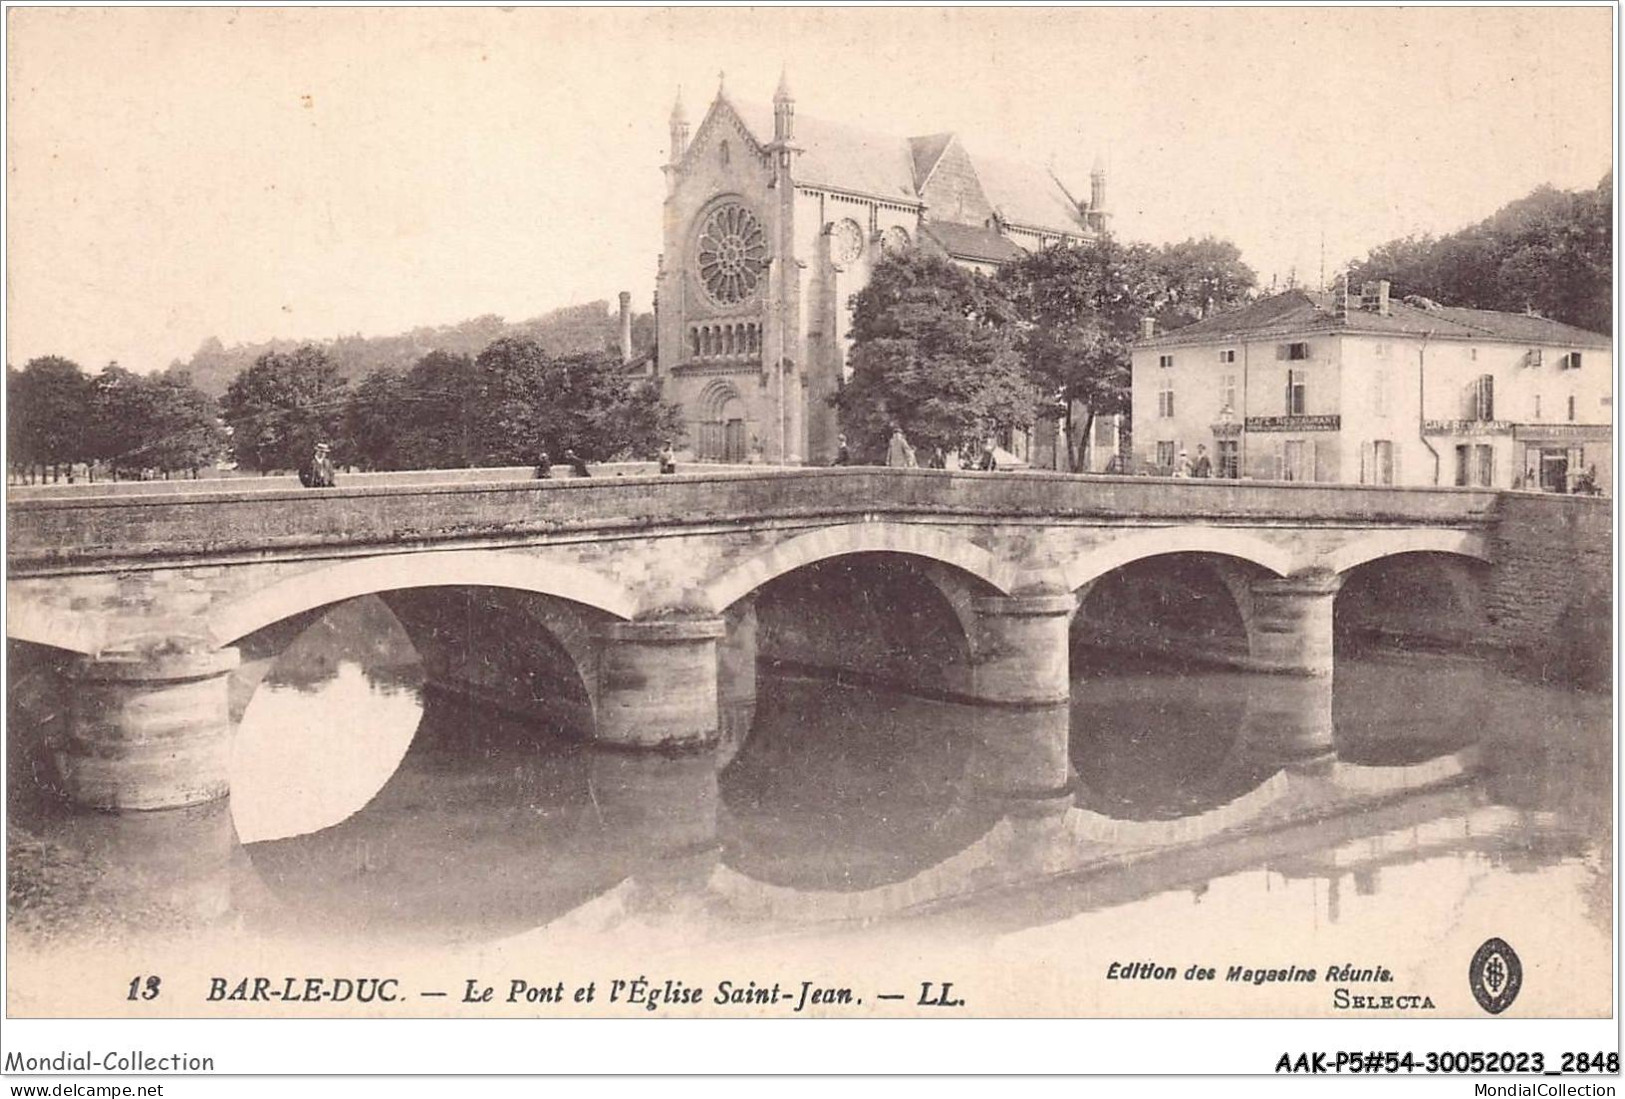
[175,301,657,397]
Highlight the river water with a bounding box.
[6,597,1612,1017]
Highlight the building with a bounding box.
[1130,282,1612,493]
[655,73,1107,465]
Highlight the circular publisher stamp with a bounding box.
[1469,937,1523,1015]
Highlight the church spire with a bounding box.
[668,86,690,164]
[773,65,795,142]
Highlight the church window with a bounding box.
[696,202,768,306]
[830,219,864,264]
[691,329,701,358]
[881,226,911,255]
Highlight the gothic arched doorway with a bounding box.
[697,379,748,463]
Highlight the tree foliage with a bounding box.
[1346,174,1612,334]
[8,356,223,480]
[835,251,1037,460]
[8,356,93,477]
[178,300,657,399]
[220,346,349,472]
[996,235,1255,469]
[338,338,682,470]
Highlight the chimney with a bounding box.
[1360,279,1391,317]
[1140,316,1156,340]
[618,291,633,364]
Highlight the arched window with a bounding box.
[690,329,700,358]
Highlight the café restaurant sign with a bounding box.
[1422,419,1513,436]
[1245,415,1340,432]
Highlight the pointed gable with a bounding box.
[908,133,955,190]
[917,136,994,226]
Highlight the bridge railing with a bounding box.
[7,467,1503,573]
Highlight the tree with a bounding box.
[342,367,410,470]
[9,356,92,481]
[396,351,482,468]
[836,251,1036,461]
[998,236,1256,470]
[86,362,152,478]
[139,369,226,476]
[219,346,348,472]
[470,339,681,464]
[1152,236,1258,330]
[1346,174,1612,334]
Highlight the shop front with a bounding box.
[1513,424,1611,494]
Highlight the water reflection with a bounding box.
[5,599,1612,976]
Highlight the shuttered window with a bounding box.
[1285,370,1306,415]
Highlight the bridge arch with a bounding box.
[6,601,103,655]
[1060,527,1295,592]
[700,521,1014,613]
[1323,529,1491,577]
[208,549,637,648]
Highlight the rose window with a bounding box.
[696,203,769,305]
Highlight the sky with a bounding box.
[6,6,1614,372]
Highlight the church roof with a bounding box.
[921,221,1028,264]
[975,154,1090,234]
[1138,289,1612,348]
[722,96,1088,235]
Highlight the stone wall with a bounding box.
[1483,493,1612,688]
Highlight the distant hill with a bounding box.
[174,301,657,397]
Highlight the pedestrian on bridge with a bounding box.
[299,442,336,488]
[534,451,552,479]
[564,448,591,477]
[887,426,917,469]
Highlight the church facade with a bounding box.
[655,74,1108,465]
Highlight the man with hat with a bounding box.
[300,440,337,488]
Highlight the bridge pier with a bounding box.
[58,646,240,810]
[716,601,758,763]
[594,618,727,749]
[1238,676,1337,771]
[1247,574,1343,677]
[968,592,1076,795]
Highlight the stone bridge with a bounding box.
[9,467,1594,813]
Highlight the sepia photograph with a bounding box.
[2,4,1616,1077]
